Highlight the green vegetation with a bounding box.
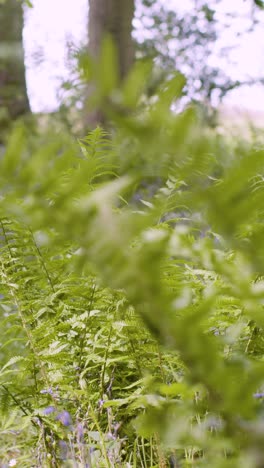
[0,64,264,467]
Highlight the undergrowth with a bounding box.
[1,65,264,467]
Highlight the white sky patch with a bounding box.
[23,0,264,113]
[23,0,88,112]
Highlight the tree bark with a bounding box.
[85,0,135,128]
[0,0,29,137]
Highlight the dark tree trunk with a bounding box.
[85,0,135,128]
[0,0,29,137]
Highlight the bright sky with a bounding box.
[23,0,88,112]
[23,0,264,113]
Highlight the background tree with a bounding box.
[85,0,135,127]
[135,0,264,125]
[61,0,264,130]
[0,0,29,139]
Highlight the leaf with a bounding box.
[254,0,264,8]
[1,356,25,373]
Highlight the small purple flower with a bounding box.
[59,440,68,460]
[40,388,53,395]
[254,392,264,399]
[43,406,56,415]
[77,422,84,442]
[56,410,72,427]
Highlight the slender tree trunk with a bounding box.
[85,0,135,128]
[0,0,29,137]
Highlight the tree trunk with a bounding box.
[85,0,135,128]
[0,0,29,137]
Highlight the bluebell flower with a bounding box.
[254,392,264,399]
[56,410,72,427]
[59,440,68,460]
[43,406,56,415]
[40,388,53,395]
[77,422,84,441]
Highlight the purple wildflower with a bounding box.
[40,388,53,395]
[254,392,264,399]
[56,410,72,427]
[77,422,84,442]
[43,406,56,415]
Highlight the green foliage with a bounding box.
[135,0,240,114]
[1,68,264,467]
[254,0,264,8]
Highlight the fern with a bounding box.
[0,72,264,466]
